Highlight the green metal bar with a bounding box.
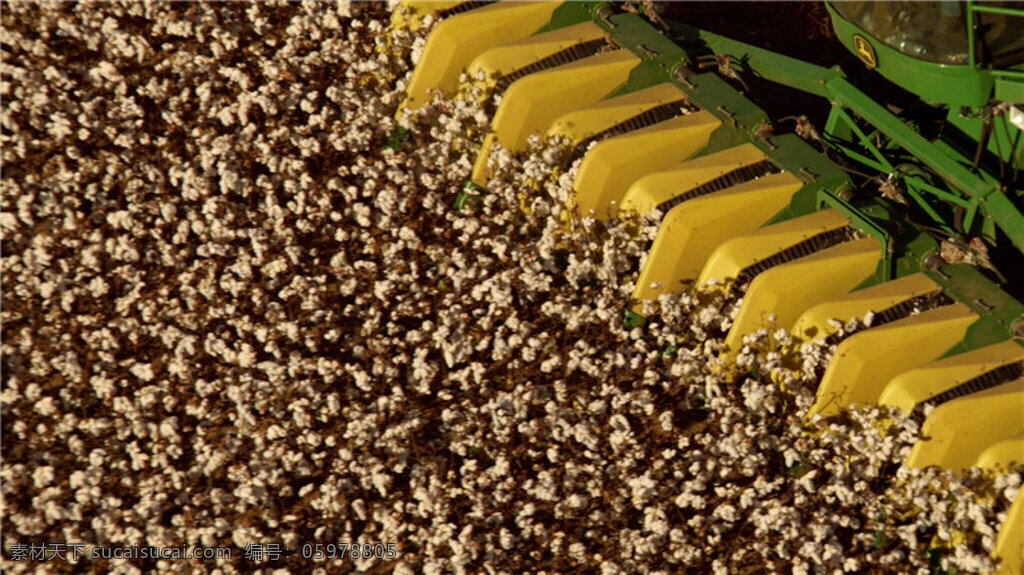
[692,29,835,98]
[903,186,954,233]
[993,69,1024,80]
[967,2,1024,75]
[829,144,886,173]
[967,0,978,67]
[983,192,1024,245]
[833,108,894,171]
[969,3,1024,17]
[912,180,973,208]
[964,203,980,233]
[932,139,1000,188]
[540,2,607,32]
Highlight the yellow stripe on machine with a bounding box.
[471,49,641,185]
[808,303,978,418]
[547,82,690,147]
[571,111,721,220]
[390,1,465,32]
[724,237,881,351]
[976,434,1024,574]
[790,273,943,342]
[975,434,1024,470]
[906,378,1024,470]
[697,209,851,289]
[464,22,606,99]
[491,49,641,150]
[619,143,769,216]
[401,2,562,112]
[994,494,1023,575]
[980,435,1024,575]
[630,171,804,306]
[878,340,1024,414]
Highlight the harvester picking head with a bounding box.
[391,2,1024,571]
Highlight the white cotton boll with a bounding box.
[862,310,876,327]
[797,470,818,493]
[33,395,58,416]
[346,498,367,521]
[609,414,630,433]
[236,344,257,368]
[659,411,673,432]
[783,448,802,468]
[539,355,560,373]
[87,276,110,298]
[641,506,670,536]
[106,210,133,230]
[741,381,769,412]
[712,503,739,523]
[372,471,392,497]
[266,424,287,441]
[32,466,55,488]
[130,362,155,382]
[0,212,18,232]
[674,492,706,510]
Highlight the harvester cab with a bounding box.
[829,1,1023,194]
[391,1,1024,571]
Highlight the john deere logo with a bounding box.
[853,35,877,68]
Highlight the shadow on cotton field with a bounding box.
[1,2,1019,574]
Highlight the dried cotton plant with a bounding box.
[1,2,1019,574]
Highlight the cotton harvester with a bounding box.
[390,2,1024,571]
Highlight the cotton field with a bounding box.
[1,2,1019,574]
